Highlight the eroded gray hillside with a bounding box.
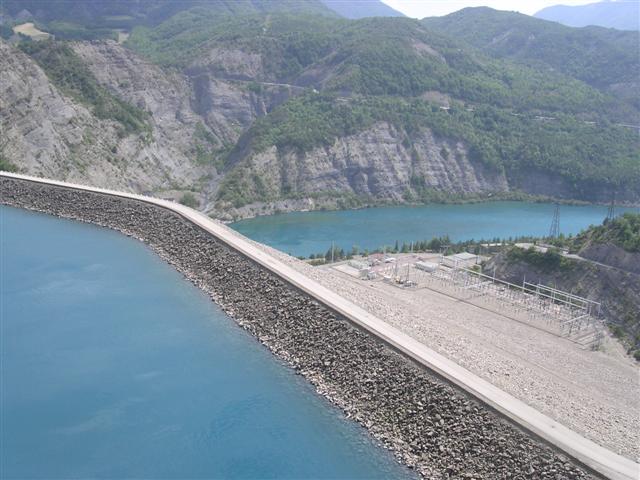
[220,122,508,218]
[1,40,210,196]
[1,38,287,204]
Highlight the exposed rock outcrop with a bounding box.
[0,40,208,195]
[215,121,509,217]
[579,243,640,276]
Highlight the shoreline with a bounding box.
[215,192,640,223]
[2,174,635,479]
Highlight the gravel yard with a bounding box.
[233,231,640,462]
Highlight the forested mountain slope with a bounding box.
[1,0,335,24]
[422,7,640,110]
[535,1,640,31]
[2,11,639,219]
[0,0,335,40]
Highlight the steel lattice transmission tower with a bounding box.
[549,203,560,238]
[606,192,616,222]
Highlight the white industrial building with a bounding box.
[442,252,479,269]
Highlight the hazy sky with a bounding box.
[380,0,602,17]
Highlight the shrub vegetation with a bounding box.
[18,40,151,137]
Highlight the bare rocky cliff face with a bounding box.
[579,243,640,275]
[68,41,273,203]
[220,121,509,218]
[280,123,507,198]
[0,40,313,213]
[1,40,207,197]
[1,38,593,220]
[1,39,297,209]
[182,45,306,127]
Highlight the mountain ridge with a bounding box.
[319,0,404,19]
[422,7,640,112]
[535,1,640,31]
[1,10,638,219]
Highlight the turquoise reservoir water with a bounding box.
[231,202,637,258]
[0,206,413,479]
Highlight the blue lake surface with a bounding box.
[0,205,413,479]
[231,202,638,258]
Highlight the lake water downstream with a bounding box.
[231,201,637,258]
[0,206,413,479]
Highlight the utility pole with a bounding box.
[331,240,334,263]
[549,203,560,239]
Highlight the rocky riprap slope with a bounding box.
[0,176,596,479]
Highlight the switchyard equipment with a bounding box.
[415,261,438,273]
[416,265,604,349]
[441,252,478,268]
[376,257,603,349]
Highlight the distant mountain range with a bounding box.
[535,1,639,30]
[423,7,639,109]
[1,0,403,25]
[319,0,404,19]
[1,0,335,27]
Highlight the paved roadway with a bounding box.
[1,171,638,480]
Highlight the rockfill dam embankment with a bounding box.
[0,176,596,479]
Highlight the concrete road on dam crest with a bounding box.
[1,171,638,480]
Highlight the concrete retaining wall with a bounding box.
[0,175,615,479]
